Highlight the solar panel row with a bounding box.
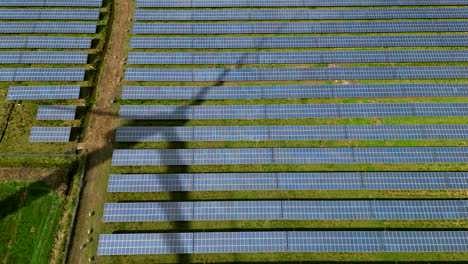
[0,22,96,33]
[136,0,468,7]
[0,37,92,49]
[0,9,100,20]
[103,200,468,222]
[115,125,468,142]
[125,67,468,81]
[132,21,468,34]
[111,147,468,166]
[0,68,84,81]
[36,105,76,120]
[130,35,468,49]
[128,50,468,65]
[107,172,468,192]
[119,103,468,120]
[122,83,468,100]
[0,52,87,64]
[7,85,80,100]
[0,0,102,7]
[98,231,468,255]
[134,8,468,21]
[29,126,71,142]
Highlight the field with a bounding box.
[64,1,468,263]
[0,0,467,263]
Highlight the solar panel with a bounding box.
[130,35,468,49]
[132,21,468,34]
[122,84,468,100]
[0,37,92,49]
[136,0,468,7]
[115,125,468,142]
[118,103,468,120]
[107,172,468,192]
[7,85,80,100]
[124,66,468,82]
[29,127,71,142]
[97,231,468,255]
[0,0,102,7]
[0,22,96,33]
[111,147,468,166]
[103,200,466,222]
[128,50,468,65]
[0,52,87,64]
[0,9,100,20]
[36,105,76,120]
[108,172,468,192]
[0,68,84,81]
[134,8,468,21]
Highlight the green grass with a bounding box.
[0,181,65,264]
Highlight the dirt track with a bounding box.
[67,0,130,262]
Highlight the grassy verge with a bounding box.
[0,181,65,264]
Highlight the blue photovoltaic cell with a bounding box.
[136,0,468,7]
[7,85,80,100]
[194,232,288,253]
[118,103,468,120]
[107,172,468,192]
[130,35,468,49]
[0,68,84,81]
[0,52,87,64]
[134,8,468,21]
[98,233,193,255]
[103,200,466,222]
[111,147,468,166]
[115,125,468,142]
[29,127,71,142]
[0,0,102,7]
[122,84,468,100]
[0,9,100,20]
[128,50,468,65]
[97,231,468,255]
[36,105,76,120]
[132,21,468,34]
[0,22,96,33]
[124,67,468,82]
[0,37,91,49]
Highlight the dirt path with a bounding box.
[67,0,130,262]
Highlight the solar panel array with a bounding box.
[136,0,468,7]
[116,125,468,142]
[36,105,76,120]
[0,9,100,20]
[104,200,467,222]
[107,172,468,192]
[111,147,468,166]
[128,50,468,65]
[134,8,468,21]
[0,0,102,7]
[29,126,71,142]
[0,52,87,64]
[108,0,468,258]
[98,231,468,255]
[7,85,80,100]
[132,21,468,34]
[131,35,468,49]
[122,83,468,100]
[125,67,468,81]
[0,37,92,49]
[119,103,468,120]
[0,22,96,33]
[0,68,84,81]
